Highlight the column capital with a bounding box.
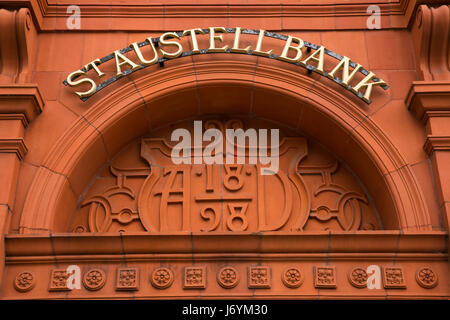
[0,84,44,126]
[423,136,450,156]
[406,81,450,124]
[0,139,28,161]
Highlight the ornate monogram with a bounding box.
[416,267,438,289]
[83,269,106,291]
[73,118,379,234]
[49,269,71,291]
[217,267,239,289]
[281,267,303,288]
[383,267,406,289]
[137,120,310,233]
[348,267,368,288]
[248,266,271,289]
[14,271,35,292]
[314,266,336,288]
[116,267,139,291]
[184,267,206,289]
[80,165,150,232]
[299,161,369,231]
[151,267,174,289]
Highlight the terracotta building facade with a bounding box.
[0,0,449,299]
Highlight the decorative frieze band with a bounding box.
[11,264,441,294]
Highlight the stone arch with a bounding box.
[19,58,431,233]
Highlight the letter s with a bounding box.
[66,70,97,98]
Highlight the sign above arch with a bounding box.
[63,27,388,104]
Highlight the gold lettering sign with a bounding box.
[63,27,388,103]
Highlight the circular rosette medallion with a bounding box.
[217,267,239,289]
[281,267,303,288]
[348,267,368,288]
[83,269,106,291]
[151,267,174,289]
[416,267,438,289]
[14,271,36,292]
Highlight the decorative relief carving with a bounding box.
[14,271,35,292]
[248,266,271,289]
[116,267,139,291]
[416,267,438,289]
[184,267,206,289]
[81,166,150,232]
[217,267,239,289]
[40,264,439,294]
[138,119,309,233]
[348,267,368,288]
[314,266,336,289]
[72,118,379,233]
[281,267,303,289]
[49,269,71,291]
[151,267,174,289]
[83,269,106,291]
[298,161,368,231]
[383,267,406,289]
[412,5,450,81]
[0,8,37,84]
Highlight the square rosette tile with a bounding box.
[247,266,271,289]
[116,267,139,291]
[314,266,337,289]
[383,267,406,289]
[183,266,206,289]
[49,269,71,291]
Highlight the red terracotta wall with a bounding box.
[0,0,448,299]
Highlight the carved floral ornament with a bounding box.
[63,27,388,103]
[348,267,368,288]
[117,267,139,291]
[83,269,106,291]
[415,267,438,289]
[151,267,174,289]
[13,271,35,292]
[281,267,304,289]
[218,267,240,289]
